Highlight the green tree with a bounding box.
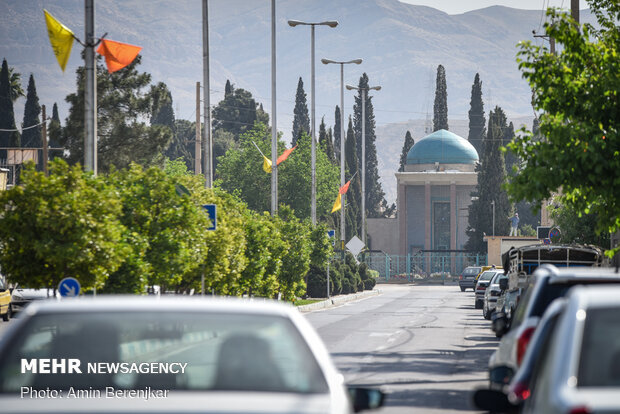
[168,119,196,171]
[333,105,342,161]
[0,59,20,156]
[151,82,176,136]
[211,80,268,141]
[0,159,127,291]
[398,130,415,172]
[48,103,64,160]
[353,73,385,218]
[466,107,512,253]
[21,74,41,149]
[507,1,620,244]
[549,200,610,247]
[62,56,172,172]
[291,77,309,146]
[433,64,449,131]
[8,67,24,103]
[345,117,362,238]
[467,73,485,157]
[318,117,335,163]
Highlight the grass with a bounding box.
[294,299,323,306]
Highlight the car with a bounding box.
[0,276,12,321]
[475,269,502,310]
[10,287,56,313]
[521,284,620,413]
[459,266,482,292]
[482,272,508,320]
[0,296,384,413]
[488,265,620,389]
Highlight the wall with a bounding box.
[367,218,400,255]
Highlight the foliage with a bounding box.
[519,224,537,237]
[163,157,191,178]
[211,80,268,141]
[292,77,309,146]
[168,119,196,172]
[21,74,41,149]
[359,263,377,290]
[433,64,448,131]
[318,117,335,164]
[467,73,485,157]
[7,66,24,103]
[549,198,610,247]
[0,59,20,151]
[0,160,126,291]
[48,103,63,160]
[398,130,415,172]
[507,0,620,246]
[333,105,342,162]
[62,56,172,172]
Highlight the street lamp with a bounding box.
[321,58,362,255]
[346,84,381,247]
[288,19,338,225]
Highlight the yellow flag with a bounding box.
[263,156,272,173]
[331,193,342,213]
[44,9,75,72]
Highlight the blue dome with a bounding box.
[406,129,479,165]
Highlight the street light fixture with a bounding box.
[345,84,381,247]
[321,58,362,255]
[288,19,338,225]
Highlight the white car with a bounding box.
[0,296,383,413]
[522,284,620,413]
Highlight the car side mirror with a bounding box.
[499,278,508,291]
[472,389,518,413]
[348,387,385,412]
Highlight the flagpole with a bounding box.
[84,0,97,174]
[202,0,212,188]
[271,0,277,216]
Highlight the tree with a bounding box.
[353,73,385,218]
[21,74,41,149]
[345,117,362,237]
[549,201,610,247]
[211,80,268,141]
[224,79,233,97]
[62,56,172,172]
[433,64,449,131]
[48,103,63,160]
[467,73,485,157]
[0,59,20,156]
[291,77,309,146]
[398,130,415,172]
[465,107,512,253]
[8,66,24,103]
[507,0,620,244]
[0,160,127,291]
[333,105,342,161]
[318,117,335,163]
[150,82,175,135]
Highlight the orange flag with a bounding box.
[96,39,142,73]
[339,180,351,195]
[276,145,297,165]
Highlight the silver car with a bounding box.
[0,296,383,413]
[482,272,507,320]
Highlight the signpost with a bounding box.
[202,204,217,231]
[58,277,80,298]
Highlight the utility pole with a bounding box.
[202,0,212,188]
[195,82,202,175]
[571,0,579,24]
[41,105,48,176]
[270,0,278,216]
[84,0,97,174]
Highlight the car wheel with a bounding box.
[475,300,482,309]
[483,304,491,320]
[1,306,9,322]
[460,286,466,292]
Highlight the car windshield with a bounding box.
[578,307,620,387]
[479,271,496,282]
[463,267,481,276]
[0,311,329,394]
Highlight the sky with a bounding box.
[399,0,573,14]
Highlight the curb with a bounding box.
[296,289,381,312]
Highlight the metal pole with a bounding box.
[84,0,96,174]
[41,105,48,176]
[326,260,330,298]
[361,89,366,246]
[310,25,316,225]
[340,63,345,252]
[571,0,579,24]
[492,200,495,237]
[195,82,201,174]
[202,0,212,188]
[271,0,277,216]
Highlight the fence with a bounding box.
[363,251,487,282]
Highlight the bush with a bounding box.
[359,263,378,291]
[306,264,327,298]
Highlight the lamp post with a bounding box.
[491,200,495,237]
[288,19,338,225]
[346,84,381,247]
[321,58,362,254]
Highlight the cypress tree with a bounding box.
[291,77,309,146]
[48,103,63,160]
[212,81,265,141]
[467,73,485,157]
[353,73,385,218]
[398,130,415,172]
[318,117,335,163]
[0,59,20,158]
[503,121,518,174]
[224,79,233,97]
[465,107,512,253]
[21,74,41,148]
[333,105,341,161]
[345,116,362,238]
[433,64,448,131]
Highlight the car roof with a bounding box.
[535,265,620,285]
[567,284,620,308]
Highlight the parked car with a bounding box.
[488,265,620,389]
[459,266,482,292]
[0,296,384,413]
[521,285,620,413]
[0,276,12,321]
[10,286,56,313]
[482,272,508,320]
[475,269,502,310]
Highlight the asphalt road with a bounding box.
[304,284,497,413]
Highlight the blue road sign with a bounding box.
[327,230,336,238]
[58,277,81,297]
[202,204,217,231]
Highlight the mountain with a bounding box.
[1,0,591,202]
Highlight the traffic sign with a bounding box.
[58,277,80,297]
[202,204,217,231]
[346,236,365,257]
[327,230,335,238]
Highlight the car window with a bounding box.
[578,307,620,387]
[478,271,496,282]
[0,311,329,394]
[511,283,535,329]
[463,267,481,276]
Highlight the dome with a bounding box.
[406,129,479,165]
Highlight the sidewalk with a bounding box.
[296,288,381,312]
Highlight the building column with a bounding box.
[450,182,457,275]
[425,182,431,274]
[398,182,407,255]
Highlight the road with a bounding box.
[304,284,497,413]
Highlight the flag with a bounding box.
[96,39,142,73]
[263,156,272,173]
[44,9,75,72]
[331,193,342,213]
[276,145,297,165]
[339,180,351,195]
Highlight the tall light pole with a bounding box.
[271,0,278,215]
[491,200,496,237]
[84,0,97,174]
[346,84,381,247]
[321,58,362,254]
[288,19,338,225]
[202,0,212,188]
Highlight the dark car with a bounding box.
[459,266,482,292]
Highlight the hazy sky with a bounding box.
[399,0,573,14]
